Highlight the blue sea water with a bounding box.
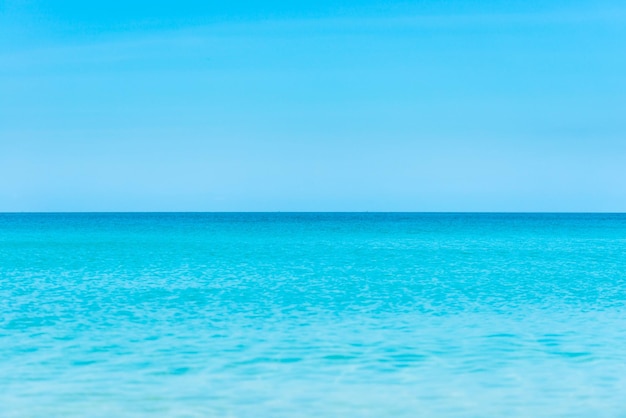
[1,213,626,417]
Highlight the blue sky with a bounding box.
[1,0,625,211]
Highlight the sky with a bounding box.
[1,0,625,212]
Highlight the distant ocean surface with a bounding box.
[1,213,625,417]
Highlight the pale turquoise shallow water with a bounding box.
[1,213,625,417]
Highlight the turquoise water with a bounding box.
[1,213,626,417]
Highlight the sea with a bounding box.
[1,213,625,417]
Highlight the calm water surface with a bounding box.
[1,213,625,417]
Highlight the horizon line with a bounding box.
[1,211,625,215]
